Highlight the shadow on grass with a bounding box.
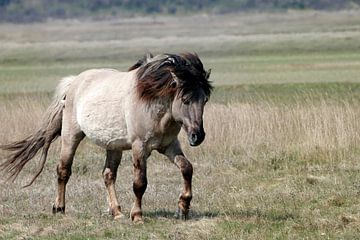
[144,208,295,222]
[145,209,220,220]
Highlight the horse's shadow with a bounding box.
[143,208,295,222]
[144,209,220,220]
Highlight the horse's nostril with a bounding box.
[188,130,205,146]
[191,133,197,142]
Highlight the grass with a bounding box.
[2,10,360,239]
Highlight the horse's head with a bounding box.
[171,79,211,146]
[132,52,213,146]
[165,54,212,146]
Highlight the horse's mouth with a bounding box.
[189,141,201,147]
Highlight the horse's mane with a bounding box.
[129,52,213,102]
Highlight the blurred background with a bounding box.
[0,0,360,22]
[1,0,360,22]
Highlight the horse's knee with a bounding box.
[177,156,193,180]
[182,161,193,179]
[133,174,147,198]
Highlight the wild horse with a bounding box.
[0,52,212,223]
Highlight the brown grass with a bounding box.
[3,95,359,175]
[1,93,360,238]
[2,10,360,239]
[200,101,359,156]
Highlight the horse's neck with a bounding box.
[143,99,180,142]
[134,97,177,132]
[144,98,172,122]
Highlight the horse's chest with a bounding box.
[145,135,171,151]
[144,125,180,151]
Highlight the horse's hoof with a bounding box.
[52,204,65,214]
[131,214,144,224]
[131,211,144,224]
[114,213,126,220]
[175,208,189,220]
[110,206,123,218]
[133,218,144,224]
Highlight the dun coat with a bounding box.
[0,52,212,222]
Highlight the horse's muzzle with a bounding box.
[188,130,205,146]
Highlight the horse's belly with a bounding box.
[77,100,131,150]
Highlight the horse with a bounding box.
[0,52,213,223]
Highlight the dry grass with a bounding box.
[2,10,360,239]
[1,93,360,239]
[201,101,359,157]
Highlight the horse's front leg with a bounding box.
[131,140,149,223]
[161,140,193,220]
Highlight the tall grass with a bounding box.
[2,94,358,162]
[1,92,360,239]
[2,92,359,188]
[203,101,359,153]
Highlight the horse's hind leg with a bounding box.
[103,150,123,219]
[53,127,84,214]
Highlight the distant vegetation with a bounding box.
[0,0,360,22]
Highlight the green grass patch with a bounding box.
[212,82,360,104]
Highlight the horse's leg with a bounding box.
[53,128,84,214]
[103,150,123,219]
[161,140,192,220]
[130,140,149,223]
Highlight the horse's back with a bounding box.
[73,68,135,150]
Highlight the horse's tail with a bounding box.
[0,76,76,187]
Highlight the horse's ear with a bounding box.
[159,56,178,69]
[146,52,153,61]
[205,69,211,80]
[170,72,179,88]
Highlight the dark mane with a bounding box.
[128,53,153,71]
[130,52,213,102]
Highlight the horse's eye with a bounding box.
[204,97,209,103]
[170,80,177,88]
[182,99,190,105]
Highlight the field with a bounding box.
[1,11,360,239]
